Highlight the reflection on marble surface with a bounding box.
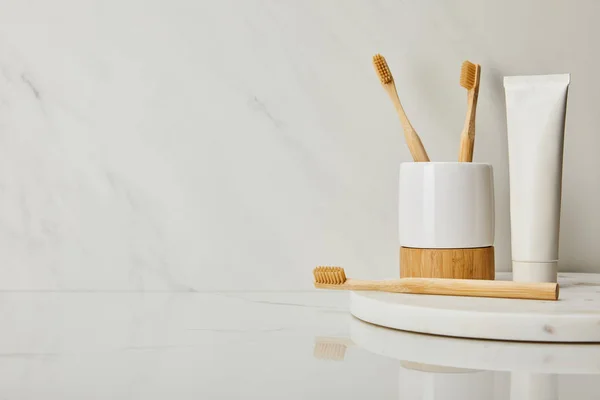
[0,290,598,399]
[349,317,600,374]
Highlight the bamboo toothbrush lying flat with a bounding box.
[458,60,481,162]
[373,54,429,162]
[313,266,559,301]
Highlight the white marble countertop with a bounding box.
[1,286,600,399]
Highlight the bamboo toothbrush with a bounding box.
[313,266,559,301]
[458,60,481,162]
[372,54,430,162]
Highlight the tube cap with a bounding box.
[512,261,558,283]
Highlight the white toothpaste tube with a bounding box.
[503,74,570,283]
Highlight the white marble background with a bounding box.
[0,0,598,291]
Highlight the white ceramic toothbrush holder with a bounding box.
[399,162,495,279]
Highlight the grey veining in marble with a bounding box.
[0,0,600,291]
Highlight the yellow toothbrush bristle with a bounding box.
[460,60,478,89]
[313,266,347,284]
[372,54,393,85]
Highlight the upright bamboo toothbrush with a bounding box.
[458,60,481,162]
[313,266,559,301]
[373,54,429,162]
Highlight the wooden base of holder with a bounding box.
[400,246,495,280]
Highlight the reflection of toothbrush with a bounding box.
[313,266,559,300]
[313,337,354,361]
[372,54,429,162]
[458,60,481,162]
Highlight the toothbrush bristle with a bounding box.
[372,54,393,84]
[313,266,347,284]
[460,60,478,89]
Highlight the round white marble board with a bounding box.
[349,273,600,342]
[350,317,600,374]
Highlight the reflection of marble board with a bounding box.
[350,273,600,342]
[350,317,600,373]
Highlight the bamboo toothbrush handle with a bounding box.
[458,135,475,162]
[384,84,430,162]
[458,89,477,162]
[347,278,559,301]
